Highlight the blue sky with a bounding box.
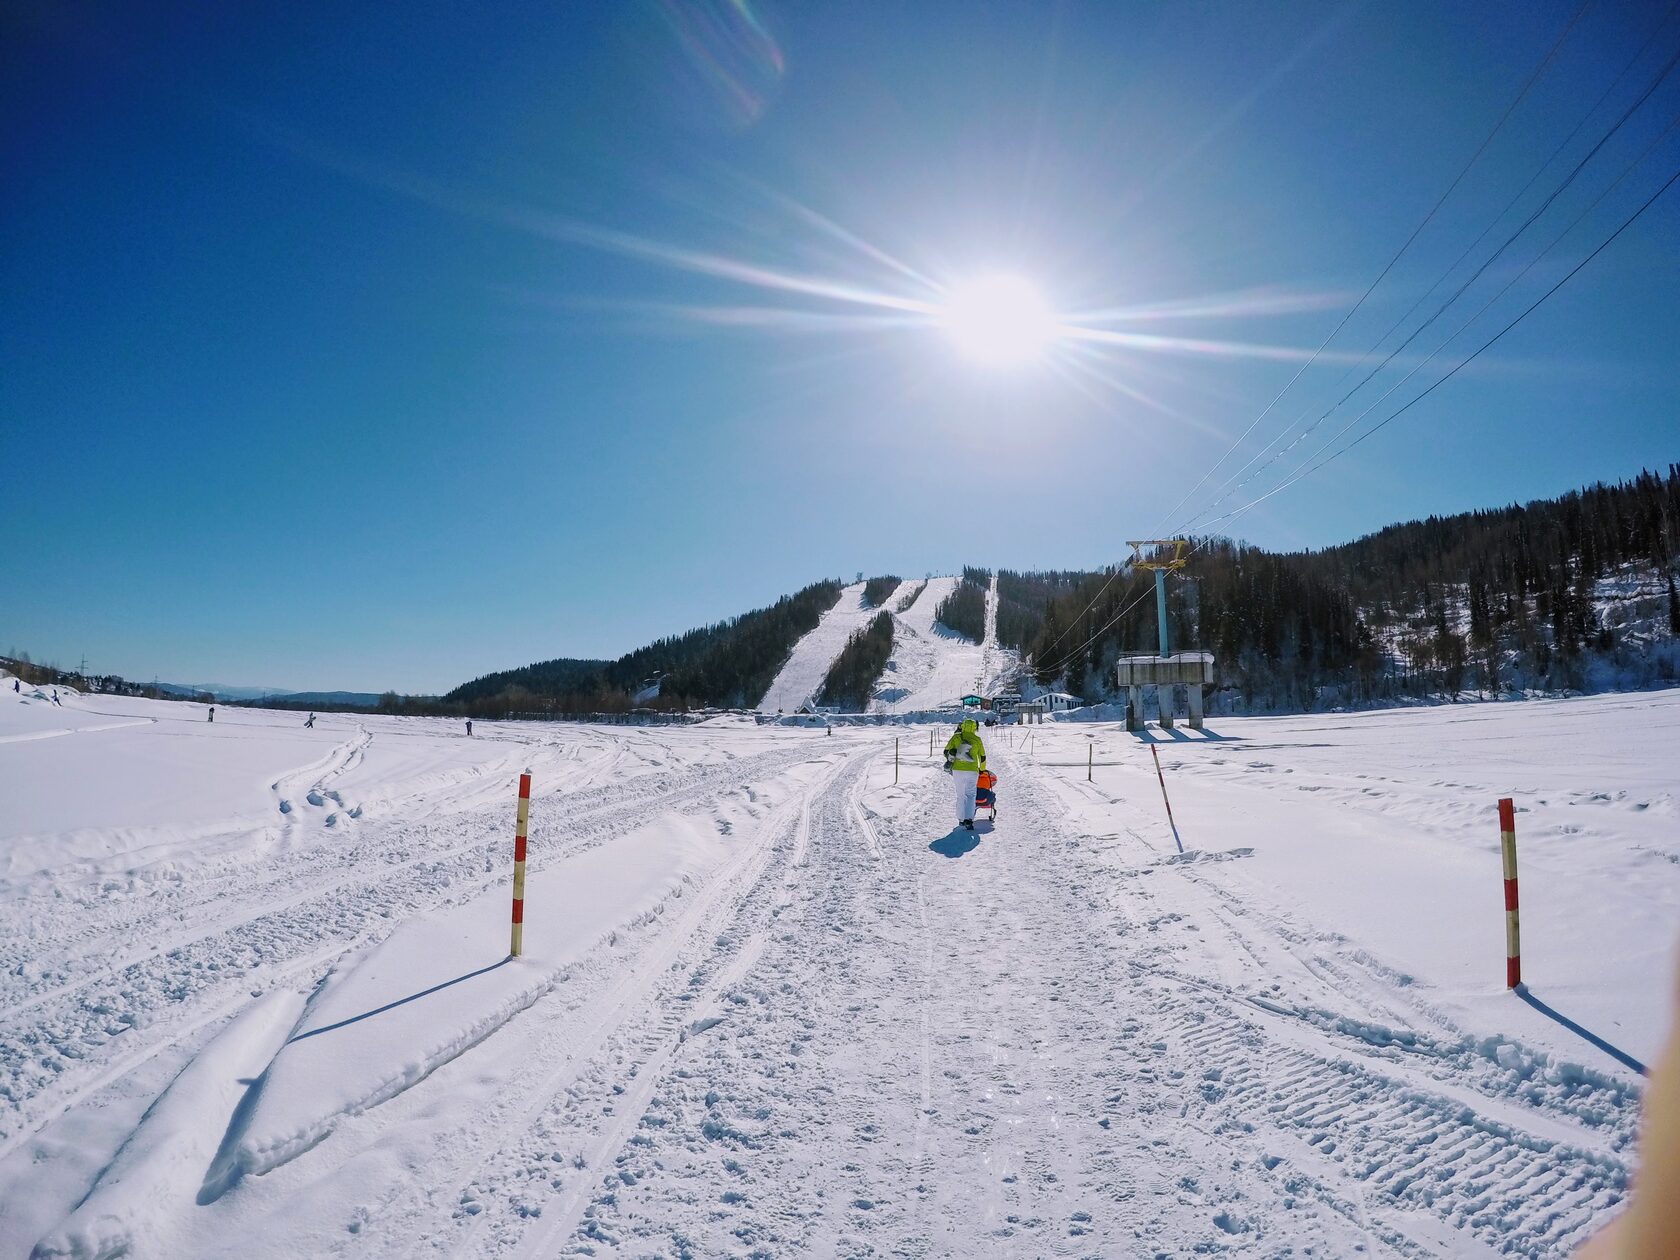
[3,1,1677,692]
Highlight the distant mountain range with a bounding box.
[155,681,288,700]
[156,682,383,706]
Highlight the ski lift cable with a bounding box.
[1194,108,1680,534]
[1187,96,1680,536]
[1174,0,1680,537]
[1034,0,1598,667]
[1234,0,1680,478]
[1040,133,1680,681]
[1149,0,1597,538]
[1175,26,1680,535]
[1198,154,1680,534]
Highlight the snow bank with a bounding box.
[31,990,305,1260]
[219,811,731,1186]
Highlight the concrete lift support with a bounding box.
[1118,540,1213,731]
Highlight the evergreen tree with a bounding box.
[934,574,988,642]
[862,576,902,608]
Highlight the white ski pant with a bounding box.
[952,769,979,823]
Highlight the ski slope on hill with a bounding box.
[873,573,1019,712]
[756,581,871,714]
[3,676,1674,1257]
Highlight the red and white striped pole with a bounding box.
[1150,744,1185,855]
[510,773,531,957]
[1499,797,1520,988]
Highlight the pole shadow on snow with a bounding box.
[198,959,512,1204]
[287,958,512,1044]
[1515,984,1647,1075]
[929,828,980,859]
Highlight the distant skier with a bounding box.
[13,678,19,693]
[51,689,61,706]
[466,719,473,736]
[943,718,987,831]
[305,713,316,728]
[207,705,214,722]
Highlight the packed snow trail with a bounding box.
[977,569,1008,695]
[471,746,1635,1258]
[3,685,1662,1257]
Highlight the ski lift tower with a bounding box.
[1116,539,1214,732]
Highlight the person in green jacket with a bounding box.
[943,717,988,830]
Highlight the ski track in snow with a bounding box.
[2,683,1668,1258]
[472,750,1635,1259]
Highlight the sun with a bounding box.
[939,273,1058,367]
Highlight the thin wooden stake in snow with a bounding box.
[894,737,900,785]
[1088,741,1094,782]
[510,773,531,957]
[1151,744,1184,854]
[1499,797,1521,988]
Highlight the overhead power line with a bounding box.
[1197,153,1680,532]
[1034,0,1597,668]
[1176,26,1680,534]
[1039,131,1680,680]
[1150,0,1597,537]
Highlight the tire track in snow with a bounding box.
[0,738,834,1158]
[1008,752,1634,1256]
[322,751,861,1259]
[496,758,864,1260]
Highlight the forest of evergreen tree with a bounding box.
[1021,466,1680,710]
[861,576,902,608]
[447,580,844,716]
[935,571,988,642]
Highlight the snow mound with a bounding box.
[32,991,305,1260]
[215,812,728,1188]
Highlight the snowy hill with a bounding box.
[754,573,1024,715]
[870,573,1019,712]
[2,672,1673,1256]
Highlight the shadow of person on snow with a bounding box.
[929,828,980,859]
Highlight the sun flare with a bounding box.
[939,274,1057,367]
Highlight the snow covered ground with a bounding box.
[3,677,1674,1257]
